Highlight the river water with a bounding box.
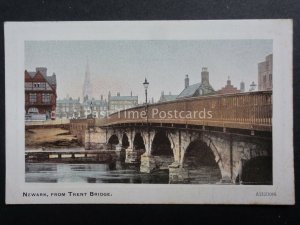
[25,162,223,184]
[25,146,222,184]
[25,162,170,184]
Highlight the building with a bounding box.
[82,95,108,118]
[249,81,257,92]
[240,81,245,92]
[108,92,138,114]
[258,54,273,91]
[158,91,178,102]
[177,68,215,99]
[25,67,57,120]
[56,96,81,119]
[217,77,241,94]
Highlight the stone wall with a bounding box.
[69,119,95,145]
[84,127,107,150]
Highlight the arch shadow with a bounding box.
[183,139,222,184]
[237,156,272,185]
[151,131,174,169]
[107,134,119,150]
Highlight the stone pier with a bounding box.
[125,148,138,163]
[140,153,156,173]
[168,162,189,183]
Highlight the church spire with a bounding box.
[82,58,92,102]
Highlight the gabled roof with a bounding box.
[177,82,215,99]
[28,72,36,77]
[45,75,56,87]
[25,70,57,90]
[177,83,201,99]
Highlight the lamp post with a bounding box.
[143,78,149,104]
[143,78,150,159]
[143,78,150,125]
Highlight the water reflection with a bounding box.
[25,163,169,184]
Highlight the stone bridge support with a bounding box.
[140,129,156,173]
[84,127,107,150]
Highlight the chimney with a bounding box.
[240,81,245,92]
[201,67,209,85]
[108,91,111,100]
[130,91,132,96]
[169,91,171,95]
[101,95,103,100]
[185,74,189,88]
[227,76,231,86]
[36,67,47,77]
[117,92,120,96]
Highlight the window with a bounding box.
[269,74,272,82]
[29,93,37,103]
[28,107,39,114]
[263,75,267,83]
[33,82,46,90]
[42,93,51,103]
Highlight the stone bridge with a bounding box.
[70,91,272,184]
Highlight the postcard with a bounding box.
[5,20,294,204]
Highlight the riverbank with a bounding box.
[25,127,80,149]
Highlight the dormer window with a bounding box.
[33,82,46,89]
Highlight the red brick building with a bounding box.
[217,77,241,94]
[25,67,57,120]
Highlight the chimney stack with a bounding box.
[201,67,209,85]
[240,81,245,92]
[185,74,189,88]
[36,67,47,77]
[227,76,231,86]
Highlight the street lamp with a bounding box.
[143,78,150,125]
[143,78,149,104]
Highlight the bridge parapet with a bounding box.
[101,91,272,132]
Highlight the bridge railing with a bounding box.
[100,91,272,131]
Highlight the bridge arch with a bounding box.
[237,155,272,185]
[151,130,175,169]
[107,134,119,150]
[183,139,222,184]
[133,132,146,151]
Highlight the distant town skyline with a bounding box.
[25,40,272,103]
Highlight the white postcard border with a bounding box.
[5,20,294,204]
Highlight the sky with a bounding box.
[25,40,272,103]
